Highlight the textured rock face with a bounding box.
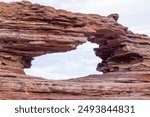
[94,30,150,73]
[0,1,150,99]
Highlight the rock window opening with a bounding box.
[24,42,101,80]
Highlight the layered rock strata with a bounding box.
[93,31,150,73]
[0,1,150,99]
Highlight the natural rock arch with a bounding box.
[0,1,150,99]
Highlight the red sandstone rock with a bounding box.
[0,1,150,99]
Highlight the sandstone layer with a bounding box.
[0,1,150,99]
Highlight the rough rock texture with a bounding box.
[0,1,150,99]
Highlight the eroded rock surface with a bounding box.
[0,1,150,99]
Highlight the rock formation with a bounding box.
[0,1,150,99]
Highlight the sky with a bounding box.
[2,0,150,80]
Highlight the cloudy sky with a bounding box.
[2,0,150,79]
